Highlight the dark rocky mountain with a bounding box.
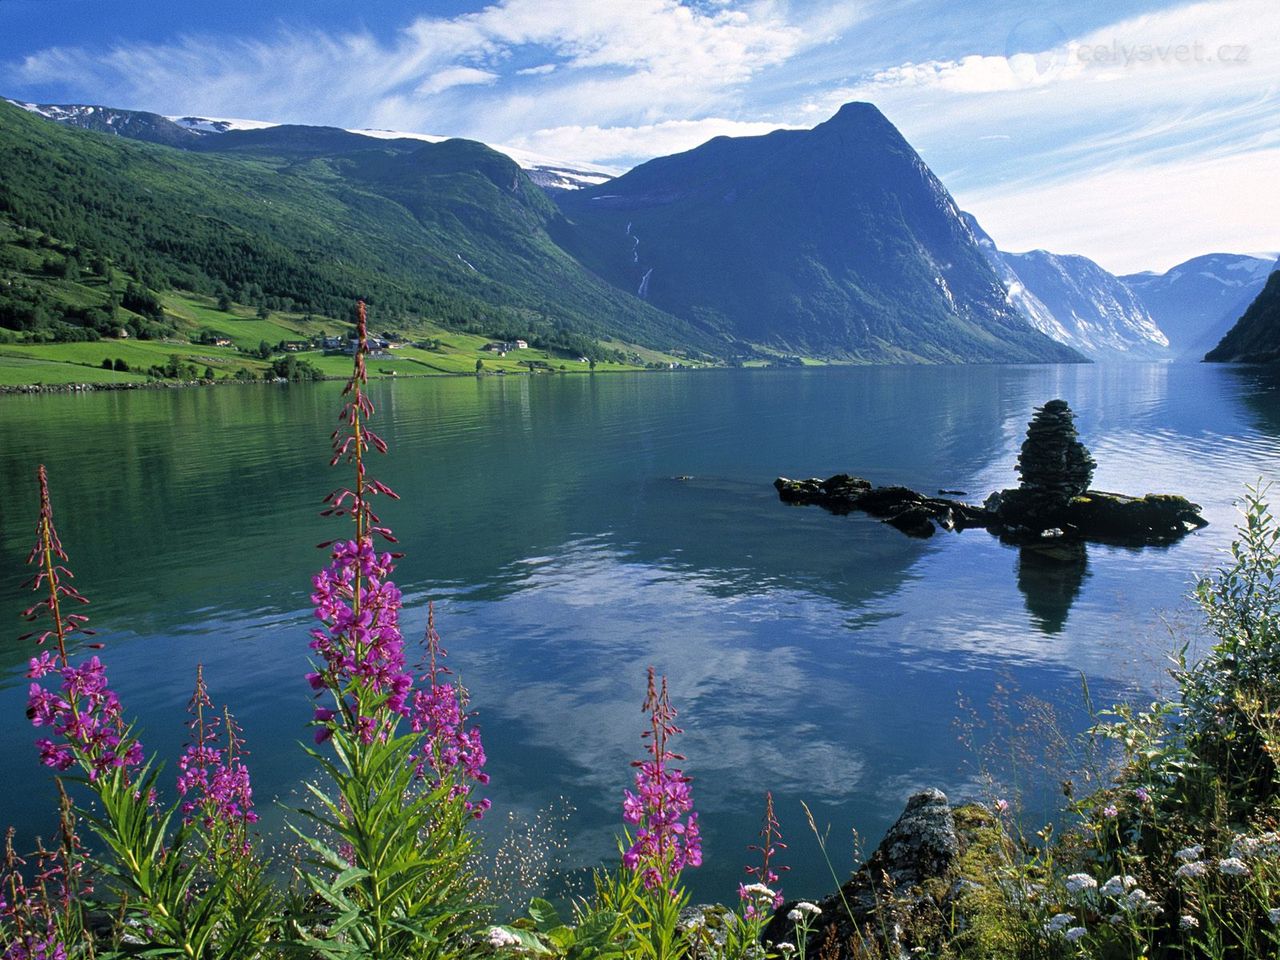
[4,99,204,147]
[1121,254,1277,358]
[963,214,1168,360]
[554,103,1082,363]
[1206,270,1280,363]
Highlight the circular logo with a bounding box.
[1005,18,1069,84]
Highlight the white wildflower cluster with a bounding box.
[1175,860,1209,880]
[1180,914,1199,930]
[1269,907,1280,926]
[742,883,778,902]
[487,926,521,949]
[1099,875,1137,897]
[778,944,796,955]
[1064,873,1098,897]
[1064,926,1088,942]
[1231,832,1280,862]
[1175,845,1204,862]
[1122,888,1161,916]
[1043,912,1075,935]
[1217,857,1249,877]
[786,902,821,922]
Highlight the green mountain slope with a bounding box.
[1205,269,1280,363]
[0,100,717,357]
[555,102,1083,363]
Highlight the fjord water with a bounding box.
[2,363,1280,904]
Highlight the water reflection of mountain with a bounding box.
[1215,364,1280,438]
[5,363,1278,678]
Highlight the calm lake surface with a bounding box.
[3,363,1280,905]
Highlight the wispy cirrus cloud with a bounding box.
[5,0,857,164]
[801,0,1280,271]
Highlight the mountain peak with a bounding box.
[827,101,888,124]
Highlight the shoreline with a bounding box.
[0,366,675,396]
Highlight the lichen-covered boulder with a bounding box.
[763,790,979,959]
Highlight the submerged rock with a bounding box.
[777,476,1206,547]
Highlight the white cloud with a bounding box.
[6,0,840,151]
[416,66,499,95]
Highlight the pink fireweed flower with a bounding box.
[27,657,142,780]
[741,791,788,916]
[622,668,701,893]
[308,538,415,744]
[319,301,399,546]
[20,467,142,782]
[175,666,258,851]
[308,300,487,812]
[409,603,490,818]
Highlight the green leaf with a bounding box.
[529,897,564,932]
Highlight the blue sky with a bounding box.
[1,0,1276,273]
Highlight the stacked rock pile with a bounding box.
[1015,399,1096,504]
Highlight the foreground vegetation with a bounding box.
[4,304,1280,959]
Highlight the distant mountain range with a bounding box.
[0,98,702,359]
[963,213,1168,361]
[2,95,1274,365]
[9,99,619,191]
[1122,254,1278,358]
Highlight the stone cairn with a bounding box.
[1015,399,1096,504]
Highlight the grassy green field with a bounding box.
[0,289,658,387]
[162,293,347,348]
[0,354,143,386]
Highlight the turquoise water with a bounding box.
[2,363,1279,905]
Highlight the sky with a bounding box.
[0,0,1276,274]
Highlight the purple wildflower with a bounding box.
[175,666,258,852]
[622,668,701,892]
[309,537,414,744]
[408,604,490,818]
[20,468,142,782]
[1,822,77,960]
[308,301,416,746]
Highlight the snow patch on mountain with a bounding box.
[170,115,280,134]
[1121,253,1278,357]
[350,127,618,190]
[962,212,1168,360]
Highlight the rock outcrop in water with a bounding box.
[773,476,990,538]
[774,399,1207,546]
